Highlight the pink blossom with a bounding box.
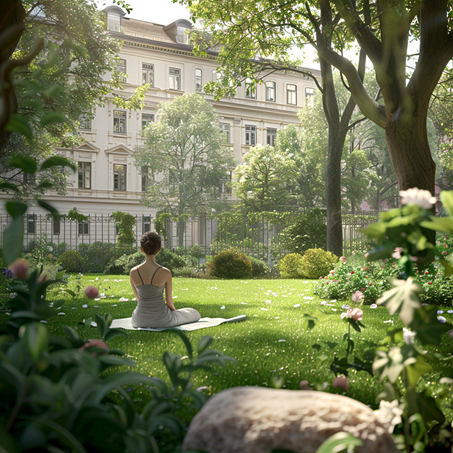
[9,259,30,280]
[363,266,368,271]
[339,256,347,263]
[329,270,335,274]
[332,375,349,391]
[428,282,432,285]
[392,247,404,259]
[351,271,354,275]
[444,243,448,248]
[364,252,369,259]
[425,271,429,275]
[347,307,363,322]
[351,291,365,304]
[442,251,448,256]
[79,339,109,356]
[84,286,99,299]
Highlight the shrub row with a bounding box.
[278,248,338,279]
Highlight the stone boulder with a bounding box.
[183,387,398,453]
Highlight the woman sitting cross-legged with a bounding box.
[130,231,201,328]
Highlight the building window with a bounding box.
[113,110,127,133]
[78,162,91,189]
[267,128,277,147]
[245,78,256,99]
[221,171,232,194]
[27,214,36,234]
[116,58,127,82]
[114,164,127,191]
[141,113,154,131]
[107,13,120,32]
[142,63,154,86]
[195,68,203,92]
[53,216,60,235]
[245,125,256,146]
[287,84,297,105]
[169,68,181,90]
[79,114,91,130]
[78,221,89,235]
[141,166,149,191]
[265,81,276,102]
[177,26,189,44]
[142,215,151,233]
[219,122,231,143]
[305,87,316,107]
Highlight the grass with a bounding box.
[3,274,453,413]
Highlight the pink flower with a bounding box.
[428,282,432,285]
[442,251,448,256]
[425,271,429,275]
[351,291,365,304]
[347,307,363,322]
[351,271,354,275]
[392,263,396,266]
[363,266,368,271]
[329,270,335,274]
[444,243,448,248]
[369,282,373,285]
[364,252,369,259]
[339,256,347,263]
[9,258,30,280]
[392,247,404,259]
[79,339,109,357]
[84,286,99,299]
[332,375,349,391]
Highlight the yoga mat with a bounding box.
[109,315,247,331]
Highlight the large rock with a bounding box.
[183,387,398,453]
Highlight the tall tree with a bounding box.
[136,93,235,246]
[183,0,366,256]
[234,144,298,212]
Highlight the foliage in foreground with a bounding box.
[0,267,234,452]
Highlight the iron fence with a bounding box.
[0,211,380,264]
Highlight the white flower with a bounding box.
[403,328,416,344]
[375,400,403,433]
[399,187,436,209]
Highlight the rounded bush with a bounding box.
[58,250,83,273]
[278,253,304,278]
[208,249,252,279]
[248,256,270,278]
[298,248,338,279]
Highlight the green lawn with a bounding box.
[6,274,453,412]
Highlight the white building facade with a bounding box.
[1,6,320,247]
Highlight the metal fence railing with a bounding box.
[0,211,380,263]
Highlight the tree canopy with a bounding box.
[136,93,235,226]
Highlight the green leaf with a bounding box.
[376,277,422,325]
[314,432,363,453]
[406,389,445,425]
[37,181,54,189]
[5,201,27,218]
[406,354,431,390]
[197,335,214,354]
[420,217,453,234]
[0,181,19,191]
[409,306,453,346]
[8,156,37,174]
[170,329,193,360]
[324,341,338,350]
[40,156,77,172]
[3,215,24,265]
[36,200,59,216]
[312,344,321,350]
[440,191,453,217]
[62,326,80,340]
[95,314,108,338]
[20,323,48,361]
[373,347,405,383]
[104,329,128,342]
[5,114,33,140]
[40,111,70,126]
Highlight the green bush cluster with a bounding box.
[274,209,327,257]
[105,248,186,275]
[78,242,136,274]
[208,249,252,279]
[248,256,270,278]
[279,248,337,279]
[58,250,83,273]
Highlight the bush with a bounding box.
[58,250,83,273]
[298,248,338,279]
[248,256,270,278]
[208,249,252,279]
[105,248,185,275]
[173,266,208,278]
[275,209,327,256]
[78,242,136,273]
[278,253,305,278]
